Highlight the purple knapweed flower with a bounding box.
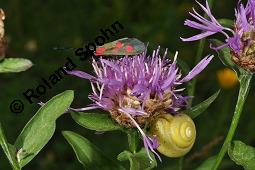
[68,48,213,161]
[181,0,255,72]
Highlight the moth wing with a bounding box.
[112,38,146,55]
[97,38,145,56]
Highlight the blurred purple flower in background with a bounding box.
[181,0,255,72]
[68,48,213,160]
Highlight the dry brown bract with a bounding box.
[232,31,255,72]
[0,8,7,59]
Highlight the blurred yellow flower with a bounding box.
[217,68,238,89]
[24,39,37,52]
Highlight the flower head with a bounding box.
[182,0,255,72]
[68,48,213,161]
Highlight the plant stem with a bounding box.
[13,166,21,170]
[184,1,215,169]
[212,72,253,170]
[188,39,206,103]
[188,0,214,104]
[178,157,183,170]
[0,123,21,170]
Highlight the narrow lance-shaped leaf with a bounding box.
[14,90,74,167]
[0,123,20,170]
[0,58,33,73]
[71,112,122,132]
[117,148,157,170]
[186,90,220,119]
[228,140,255,170]
[62,131,125,170]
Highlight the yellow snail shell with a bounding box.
[150,113,196,158]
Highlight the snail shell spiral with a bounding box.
[150,113,196,157]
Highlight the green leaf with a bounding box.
[126,130,139,153]
[62,131,125,170]
[218,19,234,28]
[186,90,220,119]
[117,148,157,170]
[71,112,122,131]
[209,39,236,69]
[0,123,20,170]
[196,156,216,170]
[0,58,33,73]
[14,90,74,167]
[228,140,255,170]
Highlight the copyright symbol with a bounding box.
[10,100,24,114]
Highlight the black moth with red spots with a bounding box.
[95,38,146,56]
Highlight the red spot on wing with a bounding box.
[116,42,123,48]
[126,45,134,53]
[95,47,106,56]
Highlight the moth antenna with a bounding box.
[52,46,75,51]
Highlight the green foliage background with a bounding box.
[0,0,254,169]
